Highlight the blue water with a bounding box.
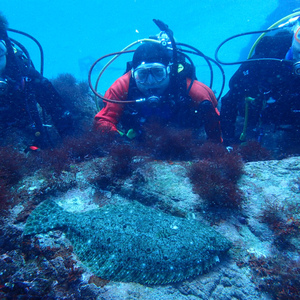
[2,0,300,95]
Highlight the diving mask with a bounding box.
[0,40,7,56]
[292,24,300,66]
[133,63,170,85]
[0,41,7,76]
[294,26,300,44]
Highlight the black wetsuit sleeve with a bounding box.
[26,68,74,137]
[220,62,254,141]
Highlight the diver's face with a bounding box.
[133,62,170,97]
[0,41,7,75]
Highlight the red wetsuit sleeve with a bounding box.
[94,72,131,132]
[187,79,223,143]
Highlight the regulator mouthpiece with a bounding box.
[293,61,300,75]
[147,95,160,102]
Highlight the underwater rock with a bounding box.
[24,200,231,285]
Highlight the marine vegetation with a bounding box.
[28,131,113,174]
[1,229,85,298]
[248,253,300,300]
[259,200,300,250]
[237,140,271,162]
[143,123,198,160]
[24,200,231,285]
[51,73,96,135]
[188,142,245,209]
[109,144,142,178]
[52,73,90,106]
[0,147,27,213]
[88,143,144,191]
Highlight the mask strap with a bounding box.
[294,27,300,43]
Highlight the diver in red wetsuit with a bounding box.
[94,39,222,143]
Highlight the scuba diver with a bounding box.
[0,12,74,150]
[217,11,300,146]
[91,20,223,144]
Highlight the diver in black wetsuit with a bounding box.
[0,12,75,149]
[219,16,300,146]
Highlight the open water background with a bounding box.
[2,0,300,96]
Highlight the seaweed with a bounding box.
[259,201,300,250]
[0,147,27,213]
[237,140,271,162]
[188,142,245,208]
[33,131,111,174]
[109,144,140,178]
[51,73,96,136]
[249,253,300,300]
[143,123,198,160]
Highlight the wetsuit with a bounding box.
[0,55,74,147]
[220,30,300,143]
[94,71,222,143]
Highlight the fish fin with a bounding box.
[24,200,66,235]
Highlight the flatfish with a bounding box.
[24,200,231,284]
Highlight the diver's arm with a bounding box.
[200,100,223,143]
[220,62,255,143]
[93,72,131,132]
[220,91,240,142]
[26,68,75,137]
[188,79,222,143]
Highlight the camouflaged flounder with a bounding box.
[24,200,231,284]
